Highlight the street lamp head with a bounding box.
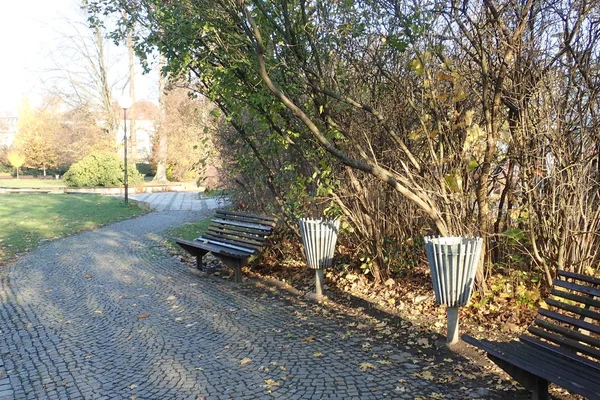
[118,95,133,110]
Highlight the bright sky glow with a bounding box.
[0,0,157,114]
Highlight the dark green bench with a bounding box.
[463,270,600,400]
[175,210,276,283]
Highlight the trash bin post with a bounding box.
[424,236,482,346]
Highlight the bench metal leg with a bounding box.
[489,355,549,400]
[234,264,243,283]
[218,257,245,283]
[195,250,208,270]
[532,378,549,400]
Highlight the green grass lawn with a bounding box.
[164,218,212,240]
[0,194,149,264]
[163,217,212,250]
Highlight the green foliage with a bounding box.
[85,0,600,286]
[62,153,144,187]
[136,163,154,176]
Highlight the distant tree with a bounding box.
[6,149,26,179]
[15,99,61,176]
[57,105,115,165]
[152,88,220,182]
[43,10,121,139]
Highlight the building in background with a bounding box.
[0,113,18,147]
[114,101,159,162]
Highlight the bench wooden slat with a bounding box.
[207,226,272,240]
[212,218,273,231]
[551,287,600,309]
[532,318,600,354]
[558,270,600,286]
[528,325,600,361]
[196,237,255,254]
[462,335,600,399]
[206,225,271,242]
[175,238,252,258]
[521,334,600,373]
[538,308,600,336]
[202,232,263,250]
[216,210,277,225]
[553,279,600,299]
[545,298,600,321]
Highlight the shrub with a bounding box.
[63,153,144,187]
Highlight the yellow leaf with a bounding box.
[137,313,150,319]
[414,370,434,380]
[313,352,324,358]
[264,379,280,387]
[360,362,376,371]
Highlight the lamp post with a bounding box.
[118,95,133,204]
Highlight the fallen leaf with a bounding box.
[239,357,252,365]
[264,379,280,387]
[313,352,324,358]
[166,295,176,301]
[414,370,434,381]
[85,274,93,279]
[360,362,376,371]
[300,336,316,343]
[137,313,150,319]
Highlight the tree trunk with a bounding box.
[95,27,117,139]
[153,56,169,183]
[127,27,137,162]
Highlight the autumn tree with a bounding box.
[152,88,220,182]
[6,149,26,179]
[56,105,115,165]
[15,99,60,175]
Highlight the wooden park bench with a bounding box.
[463,270,600,400]
[175,210,276,283]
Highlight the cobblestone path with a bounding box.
[0,208,505,399]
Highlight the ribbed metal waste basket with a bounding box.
[299,218,340,297]
[424,236,483,345]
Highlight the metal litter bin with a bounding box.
[299,218,340,297]
[424,236,482,345]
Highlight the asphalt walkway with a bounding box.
[0,196,503,399]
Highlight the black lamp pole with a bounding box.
[123,108,128,204]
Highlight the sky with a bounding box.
[0,0,158,114]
